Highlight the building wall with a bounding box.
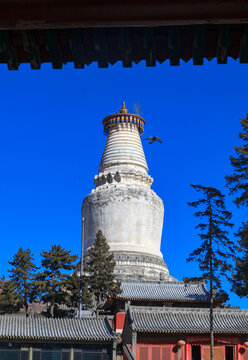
[115,312,126,333]
[136,336,248,360]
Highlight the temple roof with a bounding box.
[0,316,116,342]
[126,306,248,334]
[116,281,211,302]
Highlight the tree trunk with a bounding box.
[24,293,29,318]
[210,278,214,360]
[25,304,29,318]
[51,298,55,318]
[95,295,99,319]
[209,198,214,360]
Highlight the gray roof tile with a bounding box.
[0,316,115,341]
[117,281,210,302]
[128,306,248,334]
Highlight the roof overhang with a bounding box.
[1,0,248,30]
[1,1,248,69]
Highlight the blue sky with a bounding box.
[0,59,247,308]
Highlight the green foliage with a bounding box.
[65,271,92,310]
[231,222,248,298]
[187,185,235,360]
[187,185,235,294]
[84,230,121,312]
[226,116,248,207]
[183,276,204,284]
[226,116,248,299]
[0,275,5,287]
[36,245,78,318]
[0,279,21,315]
[8,247,37,316]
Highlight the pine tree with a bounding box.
[36,245,78,318]
[8,248,37,317]
[231,222,248,297]
[84,230,121,315]
[226,116,248,298]
[65,271,92,311]
[225,115,248,207]
[186,185,235,360]
[0,275,5,289]
[0,279,21,315]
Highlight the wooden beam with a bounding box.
[118,28,132,67]
[92,28,108,68]
[0,1,248,29]
[143,27,156,67]
[69,28,85,69]
[193,25,205,65]
[0,31,19,70]
[22,30,40,69]
[46,30,62,69]
[168,26,180,65]
[217,25,229,64]
[240,24,248,63]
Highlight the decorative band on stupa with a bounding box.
[102,102,145,136]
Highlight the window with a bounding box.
[138,345,173,360]
[0,350,19,360]
[32,348,70,360]
[139,346,148,360]
[84,355,102,360]
[0,348,28,360]
[162,347,171,360]
[21,352,29,360]
[152,347,160,360]
[74,349,110,360]
[42,352,61,360]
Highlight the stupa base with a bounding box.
[113,252,176,282]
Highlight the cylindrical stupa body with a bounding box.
[82,104,173,281]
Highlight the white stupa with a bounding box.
[82,103,174,281]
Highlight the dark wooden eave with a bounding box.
[0,1,248,69]
[1,24,248,70]
[1,0,248,30]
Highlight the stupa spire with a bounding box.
[120,101,128,114]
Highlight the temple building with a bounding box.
[122,306,248,360]
[0,316,117,359]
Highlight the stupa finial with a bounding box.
[120,101,128,114]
